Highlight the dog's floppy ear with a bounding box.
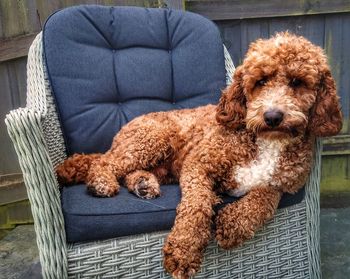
[216,66,246,129]
[308,69,342,137]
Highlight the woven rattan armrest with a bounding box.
[5,107,68,278]
[5,33,69,277]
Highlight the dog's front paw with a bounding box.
[87,177,119,197]
[163,237,201,279]
[215,206,255,249]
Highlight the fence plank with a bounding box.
[35,0,63,25]
[324,14,349,134]
[241,19,269,57]
[341,15,350,133]
[218,21,242,66]
[6,59,27,108]
[0,64,21,175]
[0,1,28,38]
[0,0,42,38]
[186,0,350,20]
[268,16,301,35]
[0,34,37,63]
[292,15,325,47]
[165,0,185,9]
[0,174,26,206]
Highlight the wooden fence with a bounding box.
[0,0,349,229]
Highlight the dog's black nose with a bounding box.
[264,110,284,128]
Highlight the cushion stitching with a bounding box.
[115,95,174,103]
[109,7,122,101]
[110,45,171,52]
[109,6,120,46]
[112,52,121,101]
[176,90,221,104]
[80,9,114,48]
[109,7,121,103]
[164,10,174,104]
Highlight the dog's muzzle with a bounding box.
[264,109,284,128]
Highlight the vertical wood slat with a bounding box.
[35,0,63,27]
[0,62,23,174]
[240,19,269,58]
[268,16,301,35]
[218,21,242,65]
[341,15,350,134]
[324,14,350,134]
[293,15,325,47]
[0,0,41,39]
[165,0,185,9]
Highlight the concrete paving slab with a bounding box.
[321,208,350,279]
[0,225,41,279]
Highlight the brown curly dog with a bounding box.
[56,32,342,278]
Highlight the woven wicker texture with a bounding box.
[6,32,68,279]
[223,45,235,85]
[67,202,309,279]
[5,32,321,279]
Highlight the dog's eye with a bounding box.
[255,77,267,87]
[290,78,303,88]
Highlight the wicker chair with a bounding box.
[6,6,321,279]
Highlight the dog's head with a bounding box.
[216,32,342,139]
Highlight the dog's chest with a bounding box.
[227,138,287,197]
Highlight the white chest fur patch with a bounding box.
[227,138,287,197]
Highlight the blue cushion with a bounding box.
[62,184,305,242]
[43,5,226,155]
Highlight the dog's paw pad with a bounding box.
[134,177,160,199]
[87,181,119,197]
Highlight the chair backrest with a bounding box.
[43,5,226,155]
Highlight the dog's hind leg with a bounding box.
[87,119,177,197]
[124,170,160,199]
[56,153,102,185]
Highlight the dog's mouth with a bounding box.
[246,113,307,138]
[258,126,301,138]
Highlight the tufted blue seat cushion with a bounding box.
[44,5,305,243]
[61,184,304,242]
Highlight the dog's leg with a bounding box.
[85,152,121,197]
[215,186,282,249]
[86,122,176,197]
[125,170,160,199]
[56,153,102,185]
[163,163,220,279]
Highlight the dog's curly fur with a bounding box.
[56,32,342,278]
